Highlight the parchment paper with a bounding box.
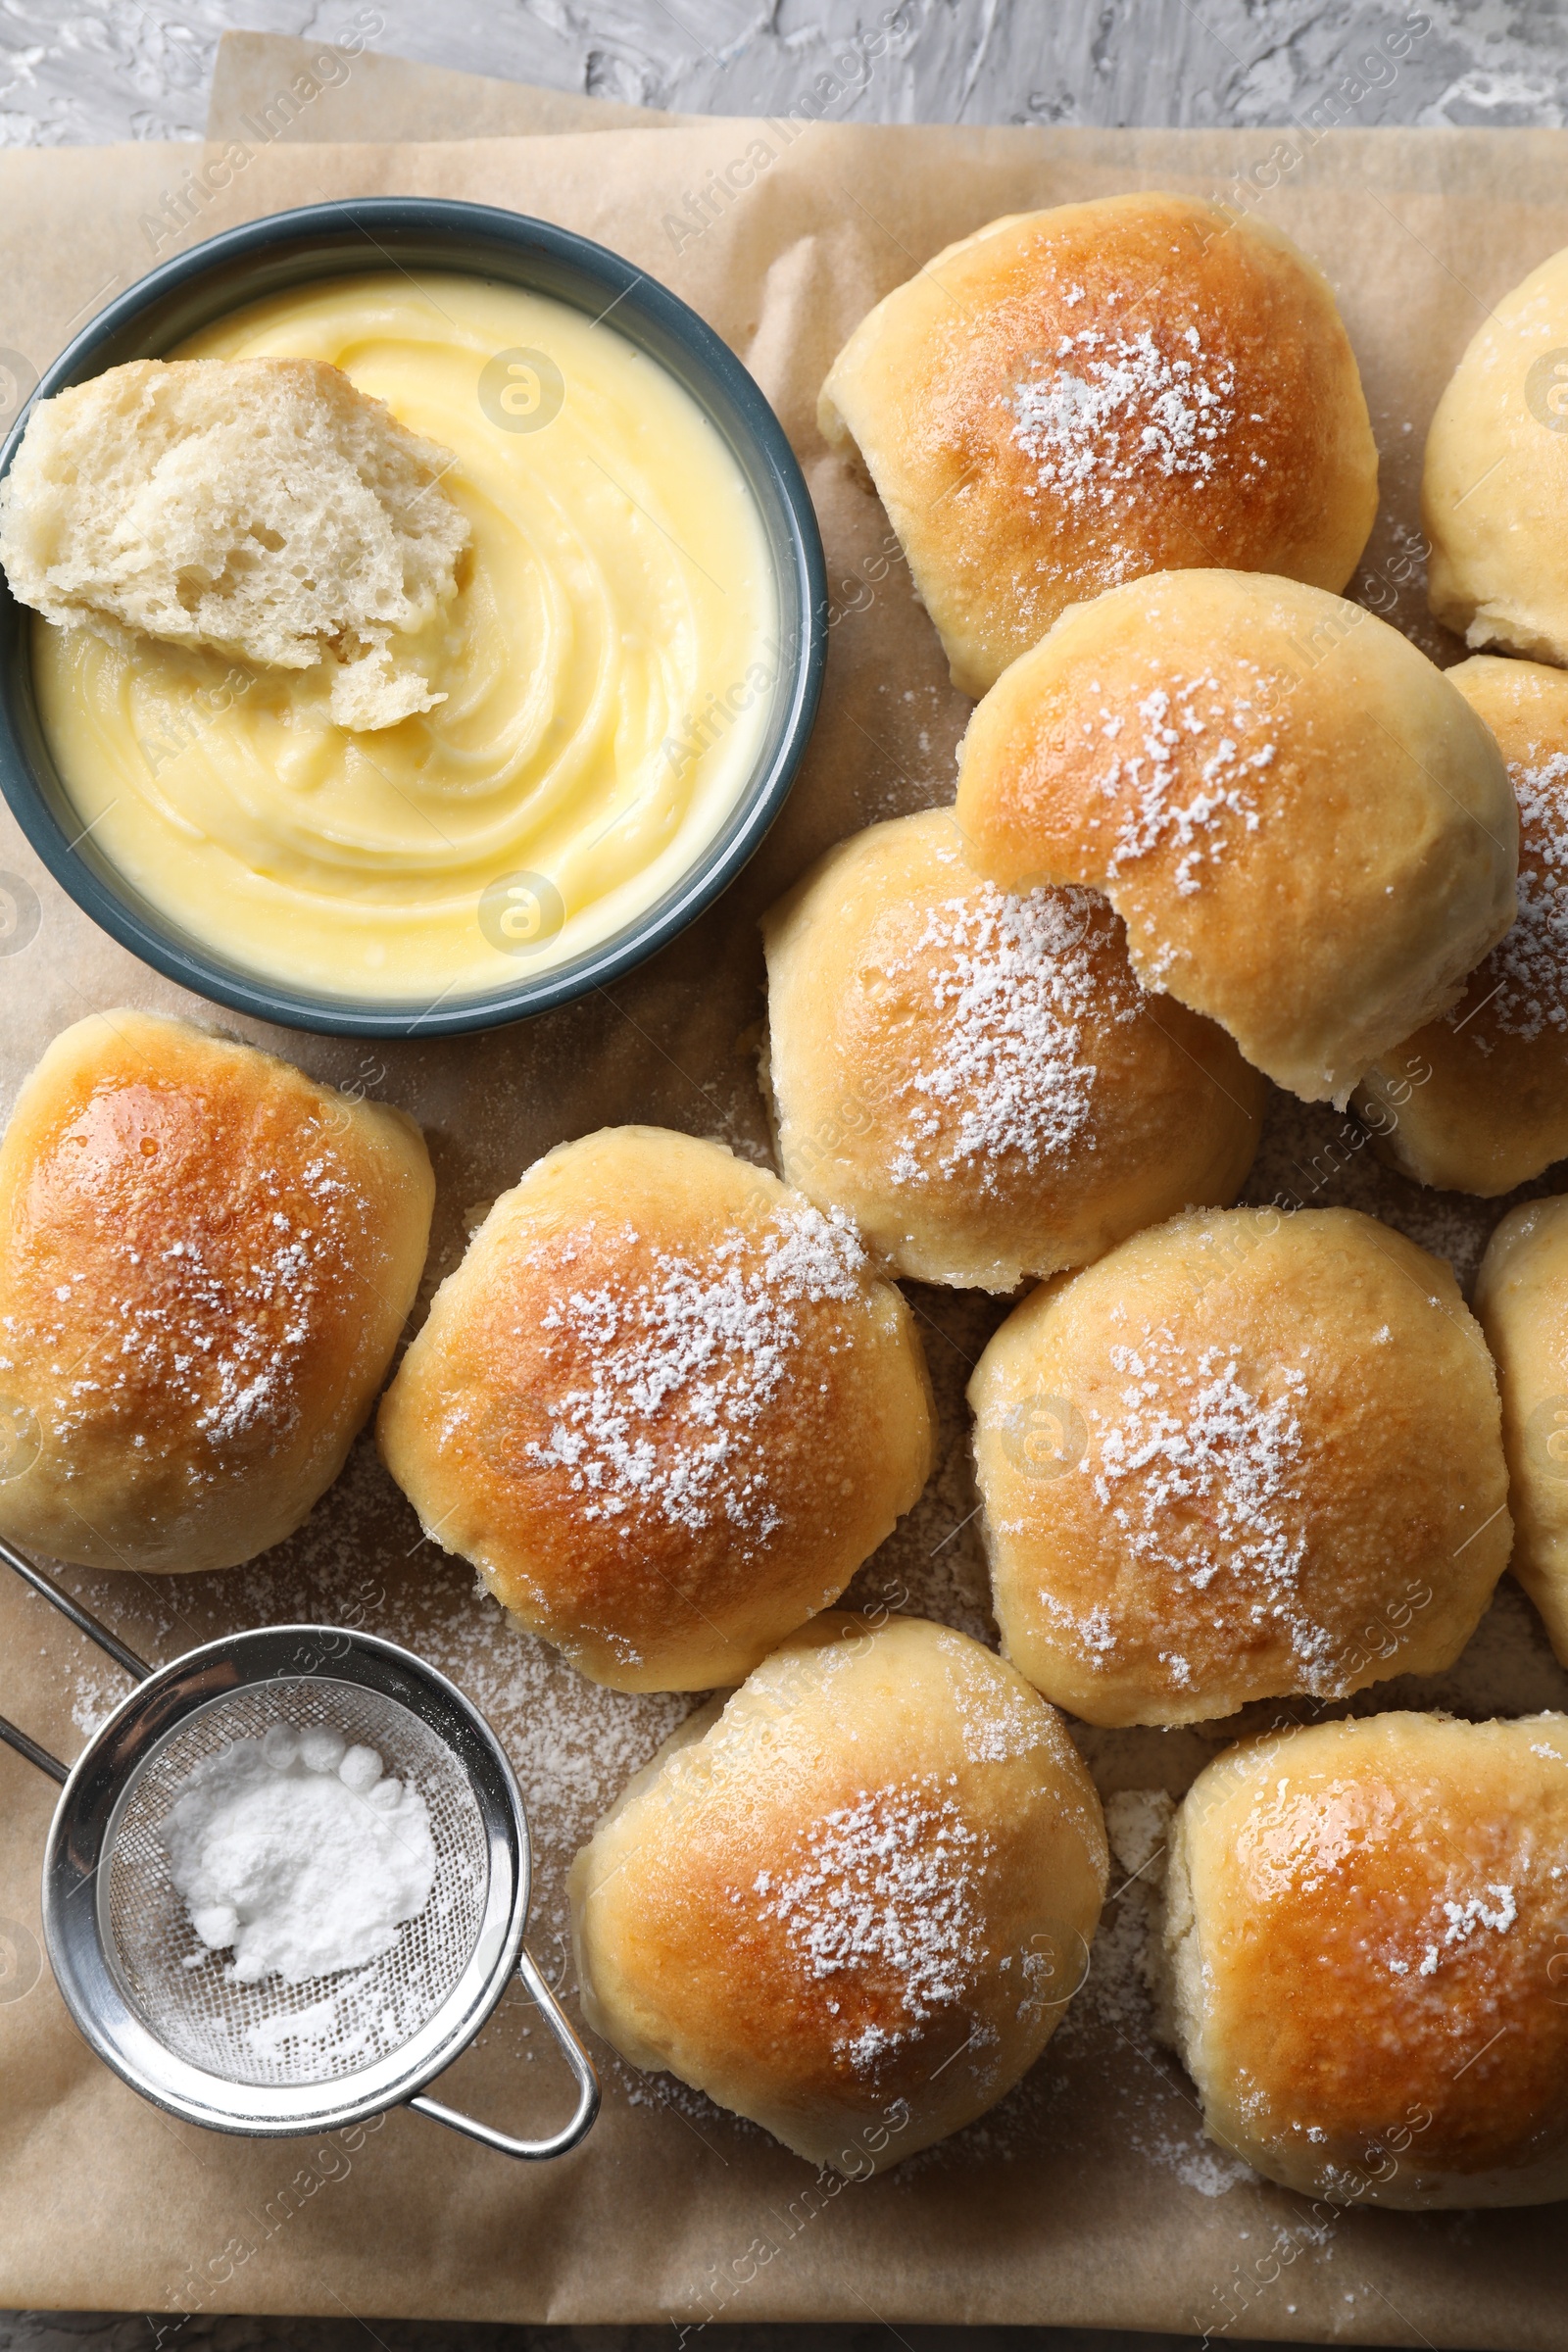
[2,107,1568,2344]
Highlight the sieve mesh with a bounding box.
[103,1678,491,2089]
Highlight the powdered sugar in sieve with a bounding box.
[101,1677,490,2089]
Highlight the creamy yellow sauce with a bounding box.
[34,272,779,1002]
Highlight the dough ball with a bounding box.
[377,1127,936,1691]
[1425,241,1568,665]
[1162,1711,1568,2207]
[568,1611,1108,2173]
[1475,1196,1568,1665]
[0,1009,433,1574]
[760,807,1264,1292]
[818,192,1377,698]
[954,567,1516,1104]
[968,1205,1511,1727]
[1358,657,1568,1194]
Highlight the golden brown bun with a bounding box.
[818,193,1378,698]
[1425,243,1568,665]
[1474,1198,1568,1665]
[955,569,1517,1105]
[968,1206,1510,1727]
[0,1009,433,1573]
[1358,657,1568,1195]
[760,807,1264,1292]
[377,1127,936,1692]
[1164,1712,1568,2207]
[568,1611,1107,2173]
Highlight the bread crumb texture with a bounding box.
[0,358,468,729]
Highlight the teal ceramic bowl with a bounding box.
[0,199,826,1037]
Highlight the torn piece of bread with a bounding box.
[0,358,469,730]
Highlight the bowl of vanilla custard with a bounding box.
[0,200,826,1035]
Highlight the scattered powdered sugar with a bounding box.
[754,1774,990,2073]
[19,1065,1561,2215]
[1443,1885,1519,1939]
[1457,751,1568,1048]
[70,1656,123,1740]
[1082,1332,1341,1686]
[1009,325,1240,510]
[887,886,1141,1193]
[1035,1782,1260,2199]
[99,1428,699,1985]
[1398,1883,1519,1980]
[235,1960,446,2069]
[245,1987,360,2057]
[161,1723,435,1985]
[524,1201,865,1537]
[1093,676,1273,897]
[954,1672,1049,1765]
[1159,2136,1260,2197]
[0,1133,361,1477]
[1103,1786,1175,1886]
[1094,1337,1308,1597]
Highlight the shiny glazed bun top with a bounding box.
[0,1007,434,1574]
[1165,1712,1568,2208]
[819,192,1378,697]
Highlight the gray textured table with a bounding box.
[1,0,1565,142]
[2,4,1567,2349]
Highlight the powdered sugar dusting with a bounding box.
[1104,1786,1174,1886]
[0,1127,363,1483]
[1083,1331,1337,1687]
[1091,675,1273,898]
[1455,750,1568,1048]
[1094,1338,1308,1594]
[1009,325,1240,513]
[524,1201,866,1537]
[1402,1883,1519,1980]
[755,1774,991,2075]
[888,886,1141,1194]
[1030,1781,1259,2199]
[953,1670,1049,1765]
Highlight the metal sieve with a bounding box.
[0,1537,598,2157]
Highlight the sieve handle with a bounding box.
[407,1946,601,2160]
[0,1711,68,1784]
[0,1537,150,1679]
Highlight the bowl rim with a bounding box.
[0,196,827,1038]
